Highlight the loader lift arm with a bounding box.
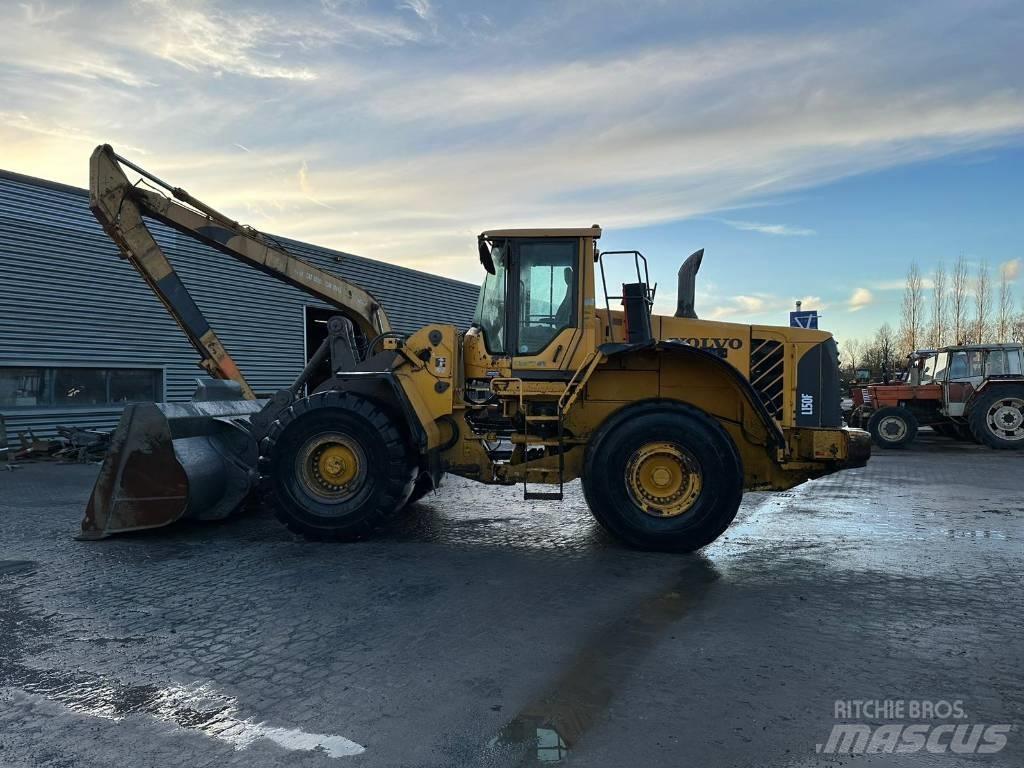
[89,144,392,399]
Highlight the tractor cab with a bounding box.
[933,345,1023,417]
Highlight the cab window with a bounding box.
[948,351,969,380]
[967,350,985,377]
[920,356,937,384]
[515,241,577,356]
[987,350,1007,375]
[985,349,1022,375]
[473,243,508,354]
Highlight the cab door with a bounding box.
[508,238,584,376]
[943,349,986,416]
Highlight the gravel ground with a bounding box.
[1,430,1022,767]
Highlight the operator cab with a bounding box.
[471,227,602,376]
[475,235,578,357]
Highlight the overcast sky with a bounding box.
[1,0,1022,340]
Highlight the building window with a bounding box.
[0,367,163,408]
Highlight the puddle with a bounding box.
[0,577,363,759]
[492,557,719,764]
[7,669,364,758]
[0,560,37,576]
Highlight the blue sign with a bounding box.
[790,310,819,329]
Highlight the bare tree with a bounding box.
[841,337,862,375]
[899,261,925,356]
[950,254,969,344]
[996,263,1015,341]
[874,322,897,380]
[973,259,992,343]
[1013,313,1024,344]
[929,260,947,347]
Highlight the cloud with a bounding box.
[847,288,874,312]
[721,219,816,236]
[872,276,936,291]
[797,295,824,309]
[0,0,1022,281]
[320,0,426,45]
[297,160,334,210]
[400,0,433,22]
[733,295,766,312]
[1000,258,1020,281]
[136,0,321,80]
[704,293,826,321]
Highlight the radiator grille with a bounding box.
[750,338,785,419]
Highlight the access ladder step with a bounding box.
[524,490,564,501]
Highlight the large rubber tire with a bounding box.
[259,391,417,539]
[867,406,918,449]
[581,401,743,553]
[968,385,1024,450]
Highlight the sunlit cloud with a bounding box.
[704,292,826,322]
[847,287,874,312]
[0,0,1022,286]
[721,219,816,237]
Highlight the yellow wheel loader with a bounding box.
[81,145,870,552]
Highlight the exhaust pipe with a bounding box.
[674,249,704,319]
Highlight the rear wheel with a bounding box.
[968,386,1024,450]
[259,392,416,539]
[582,402,743,553]
[867,406,918,448]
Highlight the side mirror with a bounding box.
[478,238,495,275]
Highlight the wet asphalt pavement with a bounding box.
[1,430,1022,767]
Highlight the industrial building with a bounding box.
[0,169,480,444]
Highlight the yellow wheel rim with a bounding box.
[298,434,364,499]
[626,441,702,518]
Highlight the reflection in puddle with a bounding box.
[493,557,719,764]
[947,529,1008,540]
[535,727,570,762]
[10,670,364,758]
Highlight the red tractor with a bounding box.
[851,344,1024,449]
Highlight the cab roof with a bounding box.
[940,343,1022,351]
[480,225,602,239]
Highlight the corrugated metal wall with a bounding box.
[0,170,479,443]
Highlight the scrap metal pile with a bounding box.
[5,426,112,464]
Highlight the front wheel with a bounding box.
[867,406,918,448]
[259,392,417,539]
[968,386,1024,449]
[582,402,743,553]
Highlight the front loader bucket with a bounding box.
[79,398,265,539]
